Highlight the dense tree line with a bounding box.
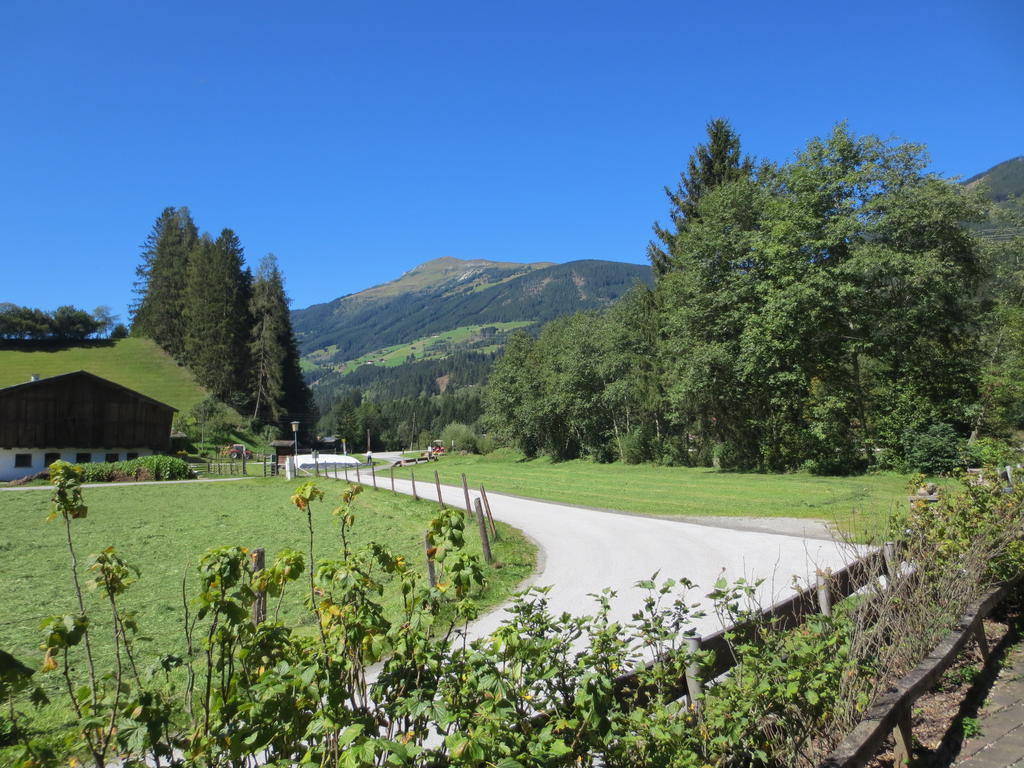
[131,207,313,432]
[310,350,498,408]
[486,122,1018,473]
[0,303,125,342]
[317,387,485,452]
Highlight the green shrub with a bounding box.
[966,437,1021,469]
[72,455,194,483]
[903,422,962,474]
[440,422,478,453]
[619,428,660,464]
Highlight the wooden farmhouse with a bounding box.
[0,371,176,481]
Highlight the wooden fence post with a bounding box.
[424,533,437,588]
[480,485,498,540]
[462,473,473,518]
[474,498,494,564]
[975,622,990,663]
[891,704,914,766]
[685,635,703,708]
[371,463,377,490]
[390,467,395,493]
[345,467,349,483]
[411,469,418,500]
[883,541,899,587]
[356,465,361,484]
[251,548,267,624]
[435,470,444,506]
[816,571,832,617]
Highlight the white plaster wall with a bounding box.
[0,448,156,482]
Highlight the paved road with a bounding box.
[372,453,855,640]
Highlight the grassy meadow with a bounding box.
[396,450,926,539]
[0,477,535,677]
[0,337,209,411]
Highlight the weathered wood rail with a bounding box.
[819,574,1022,768]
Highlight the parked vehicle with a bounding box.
[223,444,253,460]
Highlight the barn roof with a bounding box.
[0,370,177,412]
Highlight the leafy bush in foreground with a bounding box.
[3,467,1022,767]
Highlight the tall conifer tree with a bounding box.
[131,207,198,356]
[248,254,314,430]
[181,229,252,402]
[648,119,755,276]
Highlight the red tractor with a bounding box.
[224,444,253,460]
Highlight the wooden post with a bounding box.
[411,468,418,500]
[480,485,498,539]
[435,470,444,506]
[883,541,899,586]
[390,467,395,493]
[242,451,247,476]
[251,548,267,624]
[462,473,472,518]
[356,465,361,485]
[344,467,349,483]
[816,571,832,617]
[371,463,377,490]
[891,704,914,766]
[975,622,990,663]
[685,635,703,708]
[474,499,494,564]
[424,533,437,588]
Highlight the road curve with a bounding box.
[373,458,856,639]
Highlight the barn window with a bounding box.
[105,453,120,463]
[76,453,92,464]
[126,452,139,460]
[14,454,32,468]
[44,453,60,466]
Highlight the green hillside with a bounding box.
[293,257,653,365]
[0,337,209,412]
[965,156,1024,242]
[303,321,533,377]
[965,156,1024,203]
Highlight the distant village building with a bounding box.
[0,371,176,481]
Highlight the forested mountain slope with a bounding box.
[966,156,1024,241]
[292,257,653,368]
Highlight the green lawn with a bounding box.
[396,450,924,539]
[0,337,209,411]
[0,477,535,675]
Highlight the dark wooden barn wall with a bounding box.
[0,377,173,450]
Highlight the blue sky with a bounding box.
[2,0,1021,324]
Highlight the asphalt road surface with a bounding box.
[373,454,856,641]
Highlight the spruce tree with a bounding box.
[247,254,315,431]
[249,255,288,423]
[131,207,198,356]
[181,229,253,403]
[648,119,755,276]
